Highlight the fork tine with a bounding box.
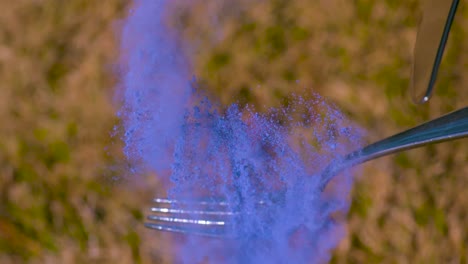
[146,196,238,238]
[145,196,276,237]
[153,197,230,207]
[150,206,238,216]
[144,222,229,238]
[147,215,228,226]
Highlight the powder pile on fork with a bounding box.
[117,0,364,263]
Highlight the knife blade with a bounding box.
[411,0,459,104]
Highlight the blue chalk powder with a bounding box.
[118,1,364,263]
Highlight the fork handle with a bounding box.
[320,106,468,189]
[355,106,468,163]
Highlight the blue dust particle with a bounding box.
[117,1,364,263]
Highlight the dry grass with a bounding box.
[0,0,466,263]
[0,1,171,263]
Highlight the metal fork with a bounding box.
[145,107,468,237]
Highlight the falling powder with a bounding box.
[117,0,365,263]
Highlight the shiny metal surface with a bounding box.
[411,0,459,104]
[146,107,468,237]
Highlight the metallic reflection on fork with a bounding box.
[145,107,468,238]
[145,197,273,237]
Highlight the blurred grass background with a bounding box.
[0,0,466,263]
